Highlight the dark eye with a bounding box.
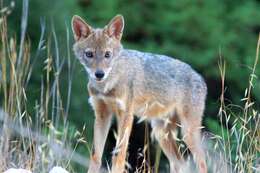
[104,51,112,58]
[85,51,93,58]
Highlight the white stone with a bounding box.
[4,169,32,173]
[49,167,69,173]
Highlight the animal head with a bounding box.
[71,15,124,82]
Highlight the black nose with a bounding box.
[95,70,105,79]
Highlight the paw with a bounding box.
[87,164,100,173]
[198,159,207,173]
[111,167,127,173]
[87,169,99,173]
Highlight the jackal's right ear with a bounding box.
[71,15,92,41]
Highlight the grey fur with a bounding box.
[88,49,207,119]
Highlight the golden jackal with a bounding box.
[72,14,207,173]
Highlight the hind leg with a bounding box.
[151,115,183,173]
[178,105,207,173]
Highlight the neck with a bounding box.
[89,70,119,95]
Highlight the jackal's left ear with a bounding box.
[71,15,92,41]
[104,15,124,40]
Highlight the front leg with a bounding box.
[111,111,134,173]
[88,97,112,173]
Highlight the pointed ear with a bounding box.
[104,15,124,40]
[71,15,92,41]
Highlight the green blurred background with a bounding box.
[5,0,260,172]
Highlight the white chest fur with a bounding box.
[88,95,126,112]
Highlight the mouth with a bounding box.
[95,78,104,82]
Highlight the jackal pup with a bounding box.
[72,14,207,173]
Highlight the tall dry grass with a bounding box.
[213,34,260,173]
[0,1,89,172]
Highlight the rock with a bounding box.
[3,166,69,173]
[49,167,69,173]
[3,169,32,173]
